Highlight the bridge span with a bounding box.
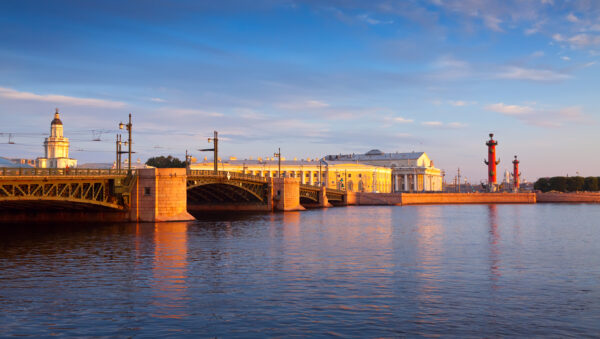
[0,167,348,222]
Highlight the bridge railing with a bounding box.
[0,167,135,177]
[187,170,269,182]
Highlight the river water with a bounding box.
[1,204,599,337]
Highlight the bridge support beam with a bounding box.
[272,177,305,211]
[130,168,196,222]
[319,186,333,208]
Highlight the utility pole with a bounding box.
[274,148,281,177]
[200,131,219,174]
[118,114,133,173]
[115,134,120,170]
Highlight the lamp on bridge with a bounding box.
[118,113,133,173]
[274,148,281,178]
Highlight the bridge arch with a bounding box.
[187,182,267,204]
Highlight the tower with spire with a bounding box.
[36,108,77,168]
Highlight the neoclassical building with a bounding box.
[325,150,443,192]
[36,109,77,168]
[190,158,392,193]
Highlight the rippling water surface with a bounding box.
[1,204,600,337]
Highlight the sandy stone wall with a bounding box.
[347,192,402,205]
[401,193,536,205]
[273,178,304,211]
[130,168,195,222]
[536,192,600,203]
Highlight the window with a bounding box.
[358,173,362,178]
[348,174,352,178]
[144,187,151,196]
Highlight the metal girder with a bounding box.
[0,179,123,210]
[299,189,319,202]
[187,177,268,203]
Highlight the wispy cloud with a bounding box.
[495,66,570,81]
[275,100,330,110]
[357,14,393,25]
[485,102,589,127]
[386,116,414,123]
[150,97,166,103]
[485,103,534,115]
[0,86,126,108]
[553,33,600,48]
[421,121,466,128]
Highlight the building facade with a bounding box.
[325,150,443,192]
[190,158,392,193]
[36,109,77,168]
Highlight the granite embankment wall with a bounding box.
[346,192,536,205]
[401,192,536,205]
[536,192,600,203]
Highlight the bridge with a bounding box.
[0,167,348,222]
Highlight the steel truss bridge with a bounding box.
[0,168,134,211]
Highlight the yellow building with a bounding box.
[325,150,443,192]
[190,158,392,193]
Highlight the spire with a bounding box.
[51,108,63,125]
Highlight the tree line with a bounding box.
[145,155,186,168]
[534,176,599,192]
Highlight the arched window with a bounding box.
[348,180,354,191]
[358,180,364,192]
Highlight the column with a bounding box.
[413,174,417,192]
[394,174,399,192]
[309,171,313,185]
[403,174,408,191]
[300,171,305,184]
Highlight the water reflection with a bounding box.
[152,222,189,319]
[487,205,502,286]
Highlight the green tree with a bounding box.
[534,177,550,192]
[584,177,599,191]
[567,176,585,192]
[145,155,186,168]
[548,176,567,192]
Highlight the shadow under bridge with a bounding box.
[186,171,270,210]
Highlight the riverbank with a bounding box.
[347,192,536,205]
[536,192,600,203]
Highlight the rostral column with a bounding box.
[484,133,500,192]
[512,155,520,192]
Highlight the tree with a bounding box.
[584,177,599,191]
[145,155,186,168]
[534,177,550,192]
[548,176,567,192]
[567,176,585,192]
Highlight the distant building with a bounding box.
[0,157,34,168]
[324,150,443,192]
[36,109,77,168]
[190,157,392,193]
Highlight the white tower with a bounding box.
[36,108,77,168]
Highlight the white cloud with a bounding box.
[357,14,393,25]
[389,116,414,123]
[276,100,330,110]
[566,13,579,23]
[531,50,545,58]
[485,103,534,115]
[421,121,467,128]
[150,97,166,103]
[496,66,570,81]
[448,100,475,106]
[0,86,126,108]
[561,56,571,61]
[160,107,223,117]
[553,33,600,48]
[484,15,503,32]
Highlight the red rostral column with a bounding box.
[512,155,520,192]
[484,133,500,191]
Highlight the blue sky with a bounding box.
[1,0,599,181]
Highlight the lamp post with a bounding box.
[274,148,281,178]
[118,113,133,173]
[199,131,218,174]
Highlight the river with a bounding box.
[1,204,599,337]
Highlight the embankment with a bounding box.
[347,192,536,206]
[536,192,600,203]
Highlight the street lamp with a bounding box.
[118,113,133,173]
[199,131,218,174]
[274,147,281,178]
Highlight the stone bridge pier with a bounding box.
[130,168,195,222]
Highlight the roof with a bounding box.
[0,157,34,168]
[51,111,63,125]
[325,151,425,161]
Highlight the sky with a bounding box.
[1,0,599,182]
